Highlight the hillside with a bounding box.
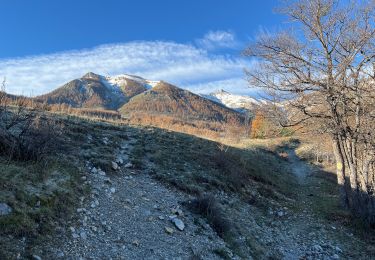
[35,74,248,135]
[1,113,373,259]
[33,74,250,138]
[35,72,153,110]
[120,82,245,126]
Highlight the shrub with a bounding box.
[0,83,63,162]
[211,149,249,191]
[187,195,232,238]
[0,114,63,162]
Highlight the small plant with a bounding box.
[217,143,229,153]
[186,195,231,238]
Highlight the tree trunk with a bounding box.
[345,138,358,192]
[332,136,349,207]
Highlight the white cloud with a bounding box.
[196,30,240,50]
[0,39,254,96]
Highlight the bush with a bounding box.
[0,86,63,162]
[187,195,232,237]
[0,114,63,162]
[211,149,250,191]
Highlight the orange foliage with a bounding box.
[251,111,266,138]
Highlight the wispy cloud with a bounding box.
[0,35,253,96]
[186,77,260,96]
[196,30,240,50]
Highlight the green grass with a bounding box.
[0,156,86,258]
[0,158,83,235]
[130,127,296,199]
[307,170,344,218]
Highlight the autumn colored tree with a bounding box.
[250,111,266,138]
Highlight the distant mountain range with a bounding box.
[36,72,264,112]
[32,72,268,132]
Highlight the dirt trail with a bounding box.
[31,139,370,259]
[287,148,311,183]
[264,147,369,260]
[33,137,233,259]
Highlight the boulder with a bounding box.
[0,203,12,216]
[112,161,119,170]
[171,217,185,231]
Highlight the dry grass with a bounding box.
[186,195,232,238]
[0,107,305,258]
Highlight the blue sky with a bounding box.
[0,0,284,96]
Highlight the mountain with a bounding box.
[36,72,260,118]
[34,73,247,136]
[119,81,245,124]
[36,72,159,110]
[203,89,265,113]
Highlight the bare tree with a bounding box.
[244,0,375,224]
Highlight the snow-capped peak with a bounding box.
[104,74,160,90]
[204,89,265,112]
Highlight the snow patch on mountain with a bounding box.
[145,80,160,88]
[204,89,265,112]
[104,74,160,90]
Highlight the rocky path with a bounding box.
[32,139,371,259]
[282,150,335,258]
[257,148,365,259]
[221,147,368,260]
[287,148,311,183]
[35,138,232,259]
